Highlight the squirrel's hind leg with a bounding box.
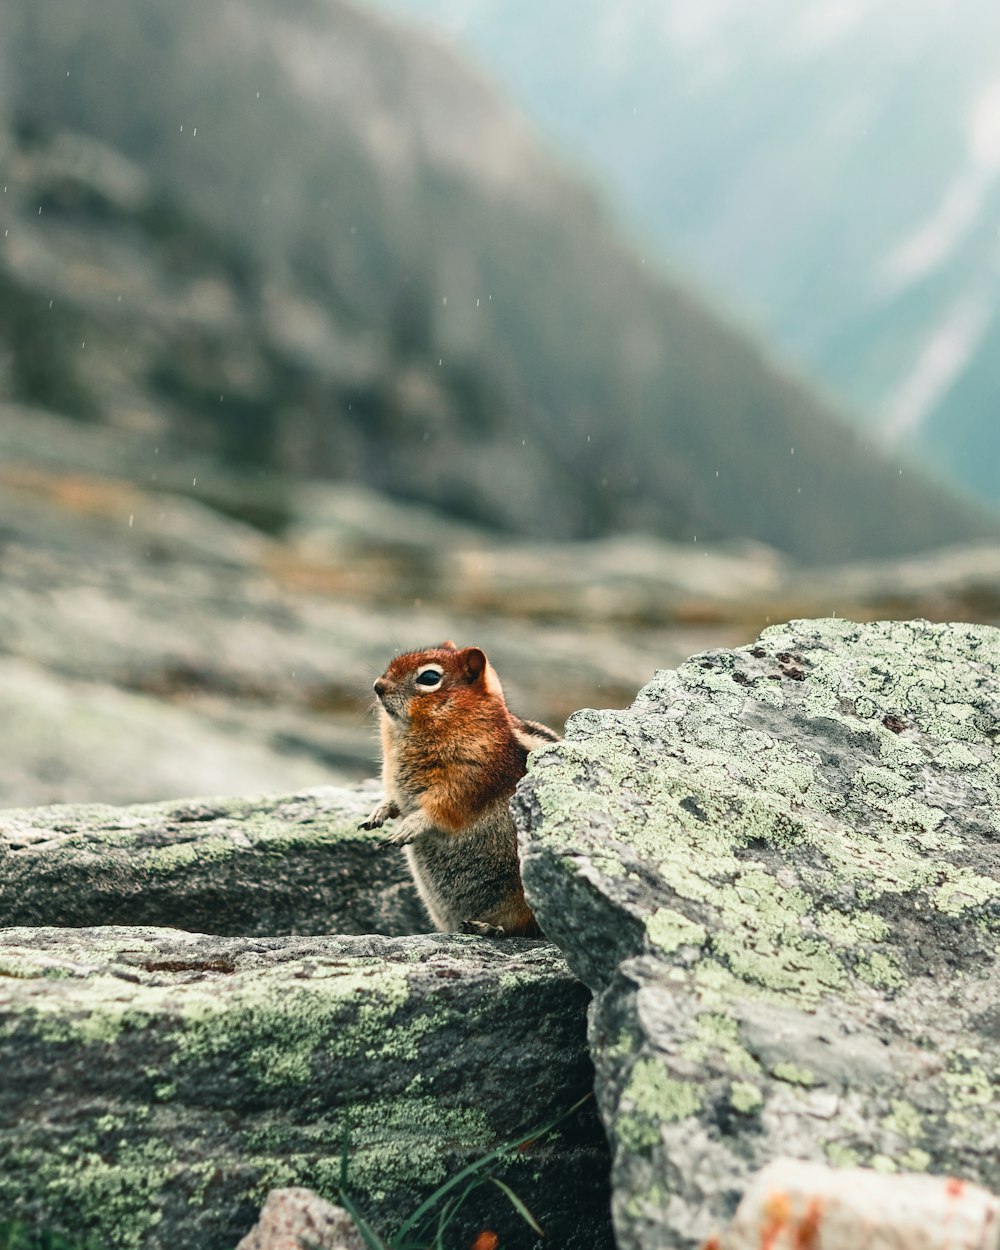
[460,919,506,937]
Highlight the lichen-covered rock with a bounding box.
[0,927,611,1250]
[713,1159,1000,1250]
[236,1187,363,1250]
[514,619,1000,1250]
[0,785,426,937]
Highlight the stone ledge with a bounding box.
[0,784,425,937]
[0,926,612,1250]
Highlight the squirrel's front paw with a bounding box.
[358,800,400,831]
[379,826,415,848]
[460,920,506,938]
[378,811,425,848]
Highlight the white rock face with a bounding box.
[714,1159,1000,1250]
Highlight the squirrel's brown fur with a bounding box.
[360,641,560,937]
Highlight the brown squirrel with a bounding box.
[360,641,560,937]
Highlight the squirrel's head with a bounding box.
[372,640,505,727]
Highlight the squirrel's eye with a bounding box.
[415,668,443,688]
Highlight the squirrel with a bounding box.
[359,641,560,937]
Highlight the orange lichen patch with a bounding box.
[760,1190,792,1250]
[945,1178,966,1199]
[0,464,140,518]
[794,1198,824,1250]
[701,1239,722,1250]
[470,1232,500,1250]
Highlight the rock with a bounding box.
[0,785,427,937]
[712,1159,1000,1250]
[236,1188,363,1250]
[514,619,1000,1250]
[0,926,611,1250]
[0,655,330,809]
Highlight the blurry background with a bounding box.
[1,0,998,807]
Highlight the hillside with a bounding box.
[1,0,994,561]
[373,0,1000,507]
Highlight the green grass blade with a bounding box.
[336,1190,393,1250]
[392,1091,592,1244]
[432,1179,485,1248]
[339,1122,351,1192]
[488,1178,544,1236]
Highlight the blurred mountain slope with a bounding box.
[1,0,995,561]
[371,0,1000,507]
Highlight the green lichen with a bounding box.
[899,1148,932,1172]
[944,1061,995,1109]
[680,1013,760,1076]
[771,1062,817,1087]
[170,964,414,1087]
[934,871,1000,916]
[0,1133,175,1250]
[246,1100,491,1201]
[617,1060,702,1151]
[143,835,239,872]
[730,1082,763,1113]
[882,1100,923,1141]
[604,1030,635,1062]
[825,1141,862,1168]
[855,950,905,990]
[645,908,706,954]
[815,908,889,947]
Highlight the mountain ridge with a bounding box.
[371,0,1000,506]
[1,0,995,562]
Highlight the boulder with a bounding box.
[0,785,425,937]
[0,927,611,1250]
[515,618,1000,1250]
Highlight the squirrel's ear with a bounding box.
[461,647,487,684]
[439,640,457,651]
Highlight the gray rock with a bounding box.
[0,656,331,809]
[0,785,426,937]
[515,618,1000,1250]
[0,926,611,1250]
[235,1187,364,1250]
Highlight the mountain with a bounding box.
[369,0,1000,507]
[0,0,994,561]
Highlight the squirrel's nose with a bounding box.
[373,678,388,699]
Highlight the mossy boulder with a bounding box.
[0,785,425,937]
[0,927,611,1249]
[515,618,1000,1250]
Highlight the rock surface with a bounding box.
[0,927,611,1250]
[515,618,1000,1250]
[235,1188,364,1250]
[0,785,426,937]
[713,1159,1000,1250]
